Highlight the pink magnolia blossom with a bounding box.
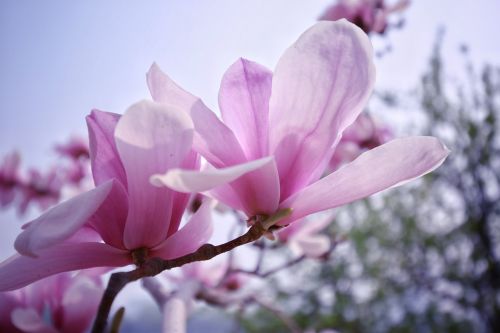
[55,136,91,186]
[0,100,213,291]
[173,261,247,292]
[0,271,102,333]
[329,113,392,171]
[149,21,449,227]
[0,151,22,207]
[55,137,90,161]
[319,0,410,34]
[18,168,62,215]
[278,215,333,258]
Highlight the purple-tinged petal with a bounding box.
[151,199,213,260]
[151,156,274,193]
[279,215,332,241]
[86,110,127,188]
[11,308,58,333]
[268,20,375,199]
[14,180,115,257]
[0,242,129,291]
[168,149,200,238]
[219,58,272,160]
[162,297,187,333]
[224,158,280,216]
[280,137,449,224]
[61,276,102,333]
[0,292,23,333]
[206,184,246,213]
[114,100,194,250]
[87,180,129,250]
[289,235,330,258]
[147,63,247,167]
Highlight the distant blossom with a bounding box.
[278,215,333,258]
[0,272,102,333]
[319,0,410,35]
[0,151,22,208]
[17,167,62,215]
[329,113,392,171]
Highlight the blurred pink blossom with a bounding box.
[278,215,333,258]
[0,101,213,291]
[18,167,62,215]
[55,136,91,187]
[0,271,102,333]
[0,151,22,208]
[319,0,410,34]
[151,21,448,227]
[55,137,90,161]
[329,113,392,171]
[172,261,248,292]
[0,137,92,215]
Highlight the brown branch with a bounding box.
[90,208,292,333]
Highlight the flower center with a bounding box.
[131,247,149,267]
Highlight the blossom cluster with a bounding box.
[0,18,447,332]
[319,0,410,35]
[0,137,90,215]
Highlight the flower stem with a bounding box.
[90,208,292,333]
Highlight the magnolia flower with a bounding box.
[319,0,410,34]
[18,167,62,215]
[150,21,449,227]
[329,113,392,171]
[55,137,90,161]
[0,101,213,291]
[0,271,102,333]
[172,261,248,292]
[278,215,333,258]
[55,136,91,186]
[0,151,21,207]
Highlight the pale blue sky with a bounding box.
[1,0,499,165]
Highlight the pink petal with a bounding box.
[280,137,449,224]
[295,214,334,237]
[151,199,213,260]
[151,156,274,193]
[223,158,281,216]
[147,63,246,167]
[115,100,194,250]
[87,180,129,250]
[0,292,22,333]
[61,276,103,333]
[162,297,187,333]
[219,58,272,160]
[268,20,375,199]
[168,149,200,238]
[290,235,330,258]
[0,242,129,291]
[86,110,127,188]
[206,184,246,212]
[11,308,58,333]
[14,180,115,257]
[278,215,332,241]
